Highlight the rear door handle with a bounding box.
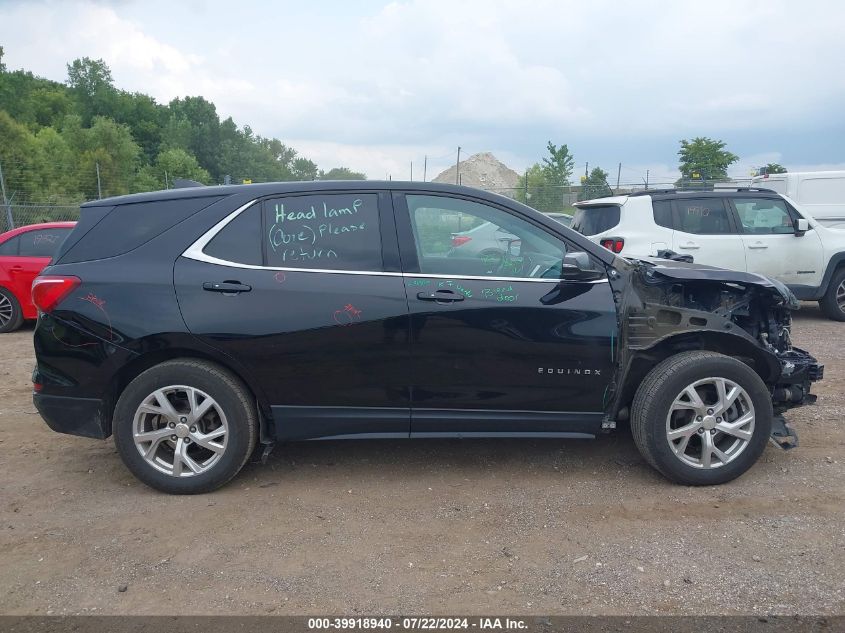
[202,281,252,294]
[747,242,768,249]
[678,242,700,250]
[417,290,465,303]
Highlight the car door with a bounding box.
[395,191,617,437]
[728,196,824,287]
[174,190,412,440]
[669,198,747,272]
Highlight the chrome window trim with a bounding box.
[181,197,608,285]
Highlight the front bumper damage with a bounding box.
[608,257,824,451]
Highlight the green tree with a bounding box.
[579,167,612,201]
[291,157,319,181]
[760,163,787,175]
[66,57,116,125]
[678,137,738,182]
[541,141,575,186]
[165,96,222,179]
[319,167,366,180]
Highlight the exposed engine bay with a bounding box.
[606,257,824,449]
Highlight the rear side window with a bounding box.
[18,228,72,257]
[264,193,382,270]
[204,203,262,265]
[674,199,733,235]
[570,204,620,236]
[60,196,223,263]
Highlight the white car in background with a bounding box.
[571,188,845,321]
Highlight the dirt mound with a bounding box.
[432,152,520,192]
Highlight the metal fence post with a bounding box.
[96,161,102,199]
[0,158,13,230]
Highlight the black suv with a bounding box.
[32,182,822,493]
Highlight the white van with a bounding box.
[751,171,845,227]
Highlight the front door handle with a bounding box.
[202,281,252,294]
[678,242,700,249]
[747,242,768,249]
[417,290,465,303]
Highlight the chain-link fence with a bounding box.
[0,154,754,233]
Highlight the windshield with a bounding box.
[570,205,621,236]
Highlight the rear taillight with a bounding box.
[451,235,472,247]
[32,276,81,313]
[599,238,625,254]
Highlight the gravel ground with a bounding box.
[1,304,843,616]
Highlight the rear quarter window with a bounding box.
[570,204,621,236]
[59,196,224,263]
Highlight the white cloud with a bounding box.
[1,0,844,178]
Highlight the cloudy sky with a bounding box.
[1,0,844,183]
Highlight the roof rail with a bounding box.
[627,186,777,197]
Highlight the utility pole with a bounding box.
[585,162,589,179]
[645,170,650,190]
[524,168,529,201]
[0,159,13,230]
[455,146,461,185]
[616,162,622,192]
[164,170,169,189]
[410,161,413,182]
[95,161,102,199]
[423,155,427,182]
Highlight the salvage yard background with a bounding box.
[1,304,843,615]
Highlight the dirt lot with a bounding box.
[1,305,844,616]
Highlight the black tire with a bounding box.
[630,351,773,486]
[0,287,24,333]
[819,267,845,321]
[113,359,258,494]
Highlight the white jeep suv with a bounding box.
[571,188,845,321]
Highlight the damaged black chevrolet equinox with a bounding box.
[32,182,823,493]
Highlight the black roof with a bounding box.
[81,180,506,208]
[629,187,777,199]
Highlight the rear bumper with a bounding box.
[33,393,109,439]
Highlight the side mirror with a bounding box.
[561,252,603,281]
[794,218,809,235]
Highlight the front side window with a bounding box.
[17,228,72,257]
[406,194,569,279]
[264,193,382,270]
[674,199,732,235]
[732,197,794,234]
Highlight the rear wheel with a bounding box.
[0,288,24,333]
[819,267,845,321]
[113,359,258,494]
[631,351,772,485]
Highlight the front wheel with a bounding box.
[630,351,773,485]
[819,267,845,321]
[113,359,258,494]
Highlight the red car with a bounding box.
[0,222,76,333]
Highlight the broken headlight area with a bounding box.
[611,258,824,449]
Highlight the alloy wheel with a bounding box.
[132,385,229,477]
[837,279,845,313]
[0,293,12,327]
[665,377,755,469]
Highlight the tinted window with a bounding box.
[674,199,732,234]
[407,194,569,279]
[60,196,223,263]
[732,197,794,234]
[0,235,20,256]
[570,205,620,236]
[265,193,382,270]
[18,228,72,257]
[653,200,673,228]
[204,203,262,265]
